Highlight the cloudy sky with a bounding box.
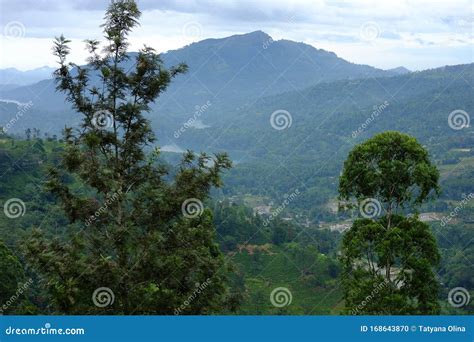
[0,0,472,71]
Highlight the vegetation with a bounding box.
[23,0,233,314]
[0,132,472,314]
[0,0,472,317]
[0,241,25,309]
[339,132,442,314]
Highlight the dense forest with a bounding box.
[0,0,472,316]
[0,133,472,314]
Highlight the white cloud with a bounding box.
[0,0,472,70]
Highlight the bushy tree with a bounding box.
[0,240,26,314]
[338,131,441,314]
[25,0,234,314]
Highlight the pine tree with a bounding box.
[25,0,233,314]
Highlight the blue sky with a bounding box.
[0,0,473,71]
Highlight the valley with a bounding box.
[0,30,472,315]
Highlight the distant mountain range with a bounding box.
[386,66,411,75]
[0,30,472,217]
[0,66,55,87]
[0,31,410,135]
[156,31,404,104]
[1,31,471,166]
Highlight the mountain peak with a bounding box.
[224,30,272,43]
[243,30,271,38]
[387,66,411,75]
[180,30,272,51]
[30,66,55,72]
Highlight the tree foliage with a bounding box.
[339,131,439,212]
[25,0,233,314]
[0,240,36,314]
[338,132,441,314]
[0,240,25,305]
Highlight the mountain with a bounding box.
[171,63,473,214]
[1,34,472,216]
[0,66,55,87]
[0,31,399,135]
[178,63,473,151]
[386,66,411,75]
[157,31,398,105]
[1,31,473,317]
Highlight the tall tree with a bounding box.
[25,0,233,314]
[338,131,441,314]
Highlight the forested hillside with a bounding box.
[0,134,472,314]
[0,4,472,315]
[0,31,402,136]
